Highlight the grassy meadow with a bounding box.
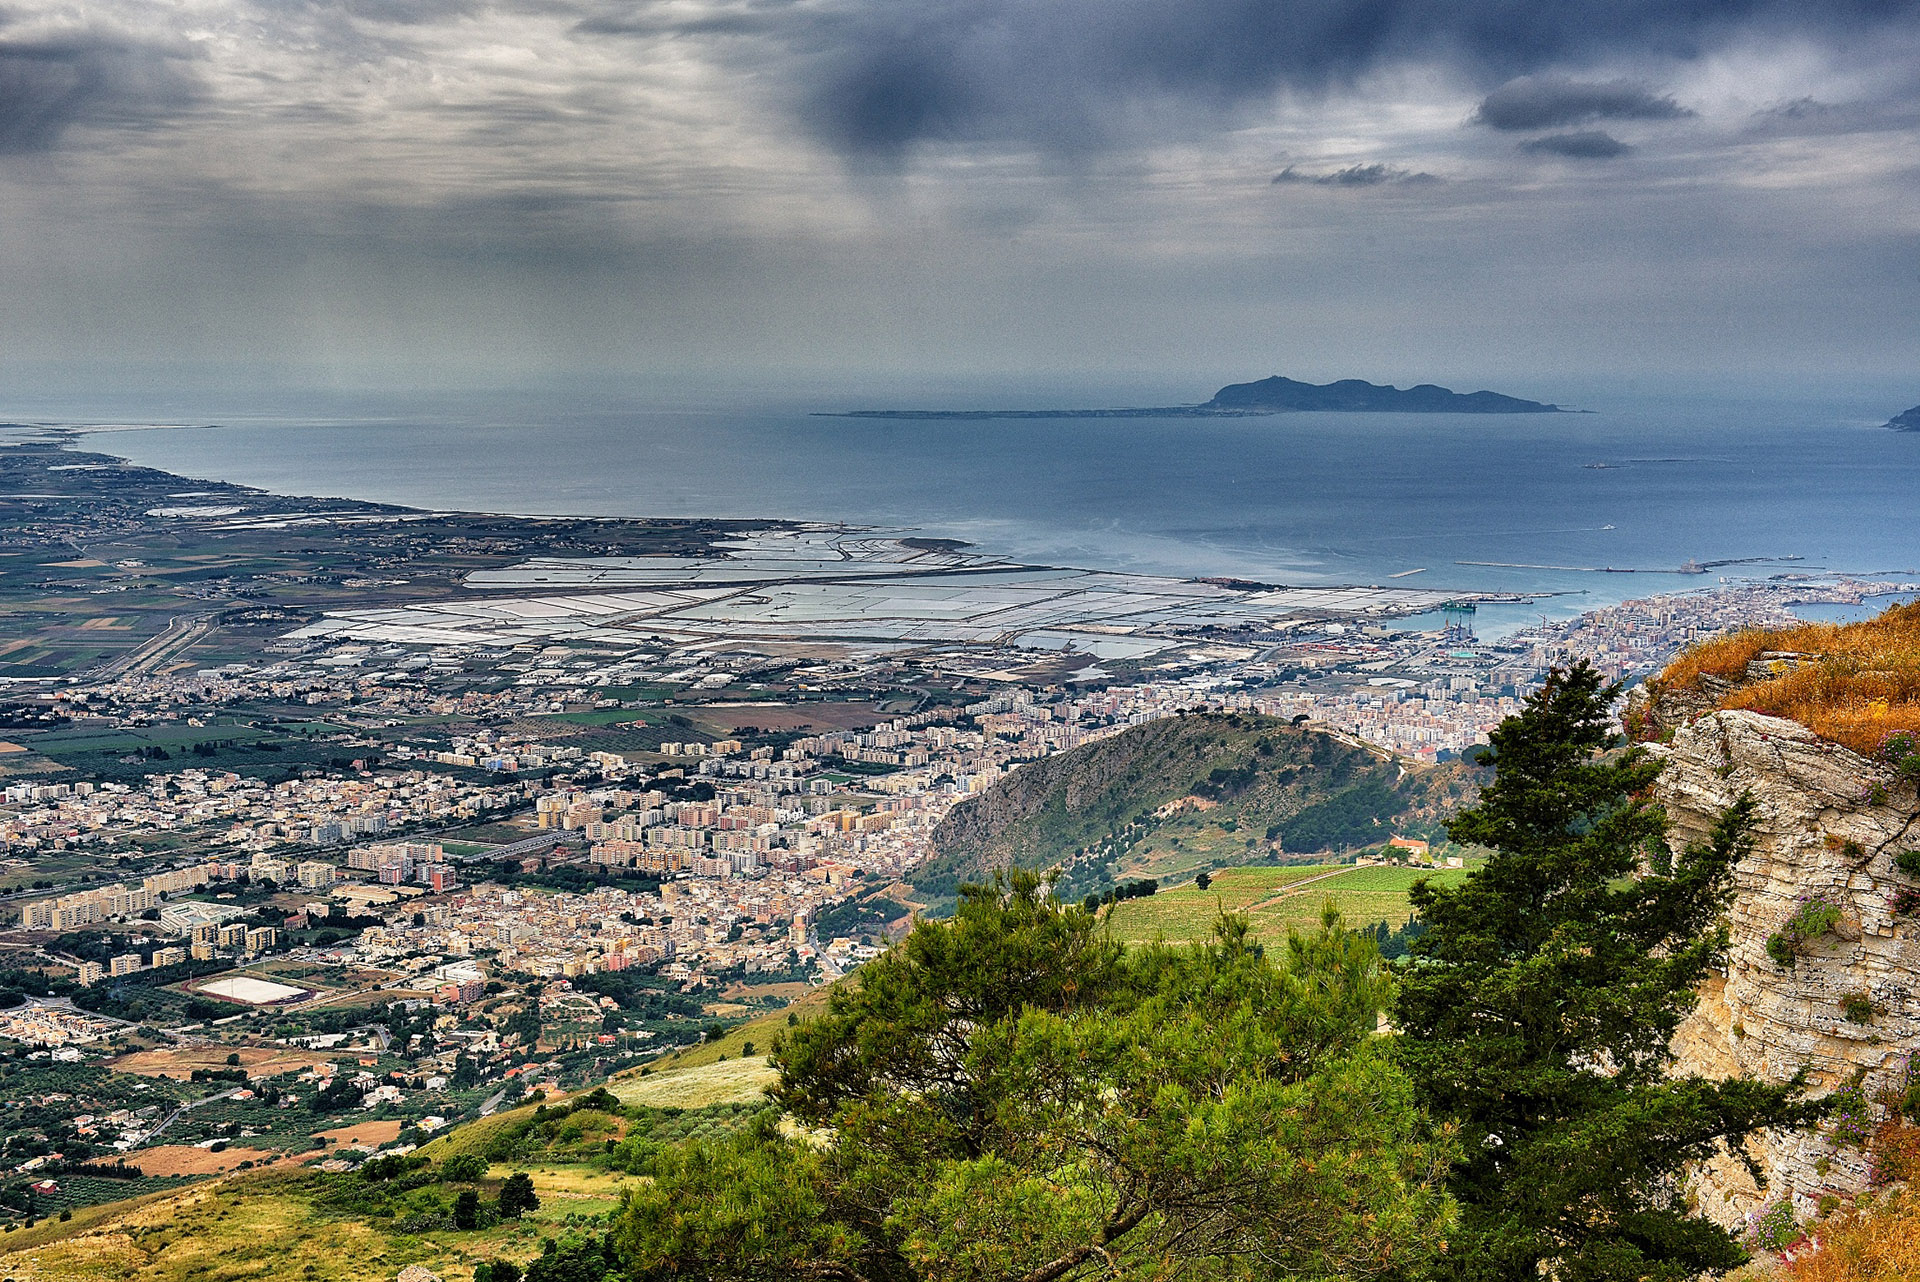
[1107,862,1473,944]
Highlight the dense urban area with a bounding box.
[0,431,1911,1228]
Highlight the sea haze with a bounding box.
[44,385,1920,638]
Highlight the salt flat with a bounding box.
[290,530,1498,660]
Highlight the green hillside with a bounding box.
[913,712,1474,906]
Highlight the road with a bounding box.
[1241,866,1369,914]
[141,1085,243,1147]
[86,614,216,682]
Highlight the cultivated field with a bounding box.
[128,1145,295,1177]
[1107,862,1474,944]
[110,1046,341,1080]
[315,1119,404,1148]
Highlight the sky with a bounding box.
[1,0,1917,395]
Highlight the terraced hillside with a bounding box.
[913,712,1476,906]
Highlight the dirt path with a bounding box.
[1241,866,1359,914]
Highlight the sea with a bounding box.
[10,379,1917,640]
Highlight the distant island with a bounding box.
[1205,375,1563,414]
[1885,404,1920,431]
[826,374,1568,419]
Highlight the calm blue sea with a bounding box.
[19,381,1916,638]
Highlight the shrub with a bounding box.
[1868,1120,1920,1186]
[1879,730,1920,779]
[1769,894,1846,967]
[1831,1082,1874,1147]
[1843,992,1877,1024]
[442,1153,488,1183]
[1767,932,1796,968]
[1894,849,1920,879]
[1890,1053,1920,1121]
[1746,1198,1802,1254]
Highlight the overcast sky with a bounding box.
[2,0,1917,394]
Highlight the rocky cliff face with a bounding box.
[1652,708,1920,1227]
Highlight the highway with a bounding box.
[86,614,217,682]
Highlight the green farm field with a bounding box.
[1107,862,1475,944]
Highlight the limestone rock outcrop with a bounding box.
[1652,709,1920,1227]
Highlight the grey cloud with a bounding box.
[1519,129,1632,158]
[1272,163,1439,185]
[785,0,1920,158]
[259,0,481,25]
[0,32,196,153]
[1741,94,1920,138]
[1761,96,1832,121]
[1473,75,1691,130]
[574,3,793,39]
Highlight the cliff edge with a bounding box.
[1638,605,1920,1227]
[1652,708,1918,1227]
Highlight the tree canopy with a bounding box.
[1393,661,1825,1282]
[612,871,1456,1282]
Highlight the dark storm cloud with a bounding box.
[1518,129,1632,158]
[1272,163,1439,185]
[1472,76,1691,131]
[0,31,196,153]
[791,0,1920,157]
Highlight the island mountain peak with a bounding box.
[832,373,1568,419]
[1205,374,1561,414]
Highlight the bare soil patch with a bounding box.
[128,1144,290,1176]
[109,1046,339,1080]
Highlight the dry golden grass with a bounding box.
[110,1046,339,1080]
[127,1145,296,1177]
[608,1056,778,1109]
[314,1118,404,1148]
[1787,1190,1920,1282]
[1649,602,1920,755]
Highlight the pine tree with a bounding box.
[614,873,1457,1282]
[498,1170,540,1219]
[1394,661,1825,1282]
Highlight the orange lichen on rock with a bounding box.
[1646,601,1920,756]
